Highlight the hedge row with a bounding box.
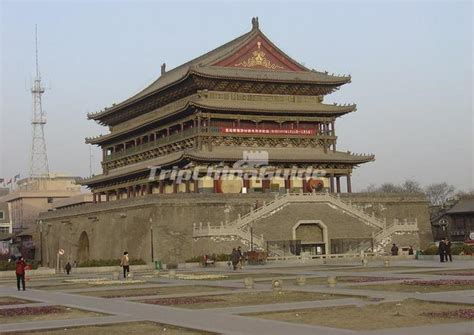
[0,260,40,271]
[185,254,230,263]
[422,243,473,255]
[78,258,146,267]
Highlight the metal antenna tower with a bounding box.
[29,25,50,179]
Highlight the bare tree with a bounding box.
[361,184,378,192]
[401,179,423,193]
[425,183,456,206]
[378,183,404,193]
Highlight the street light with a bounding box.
[149,217,154,263]
[37,220,43,266]
[439,218,449,239]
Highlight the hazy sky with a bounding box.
[1,1,472,191]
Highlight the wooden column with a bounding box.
[159,180,164,194]
[262,179,270,193]
[93,193,97,204]
[172,181,178,193]
[127,187,131,198]
[147,183,153,195]
[105,192,110,202]
[194,178,199,193]
[302,178,308,193]
[336,176,341,193]
[213,178,220,193]
[98,193,102,203]
[243,178,250,192]
[284,177,291,191]
[185,180,190,193]
[347,174,352,193]
[329,174,335,193]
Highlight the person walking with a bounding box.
[65,262,72,275]
[445,240,453,262]
[237,246,243,269]
[230,248,240,271]
[120,251,130,279]
[391,243,399,256]
[15,257,27,291]
[438,239,446,262]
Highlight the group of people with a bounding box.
[438,238,453,262]
[230,246,244,270]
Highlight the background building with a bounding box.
[0,175,82,260]
[431,196,474,242]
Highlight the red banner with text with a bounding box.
[221,128,316,135]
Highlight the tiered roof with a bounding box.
[87,18,351,125]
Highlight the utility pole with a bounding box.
[29,25,50,179]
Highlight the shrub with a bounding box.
[0,261,15,271]
[78,258,146,267]
[215,254,230,262]
[166,262,178,269]
[185,256,202,263]
[421,243,473,256]
[451,244,474,255]
[421,245,438,255]
[184,253,230,263]
[0,259,39,271]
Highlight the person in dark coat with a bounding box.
[445,240,453,262]
[438,239,446,262]
[15,257,27,291]
[237,246,243,269]
[65,262,72,275]
[408,245,414,255]
[230,248,240,271]
[391,244,399,256]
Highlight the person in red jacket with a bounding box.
[15,256,27,291]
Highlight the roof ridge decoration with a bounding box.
[252,17,259,30]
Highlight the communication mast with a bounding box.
[29,25,50,179]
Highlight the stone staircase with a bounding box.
[192,192,418,256]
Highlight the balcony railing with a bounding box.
[104,126,334,162]
[105,127,199,161]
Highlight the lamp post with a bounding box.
[38,220,43,266]
[250,222,254,252]
[150,217,154,263]
[439,218,448,240]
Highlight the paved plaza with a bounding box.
[0,259,473,335]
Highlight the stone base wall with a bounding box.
[38,193,431,267]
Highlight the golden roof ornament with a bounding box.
[235,41,284,70]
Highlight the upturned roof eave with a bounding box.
[87,24,351,123]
